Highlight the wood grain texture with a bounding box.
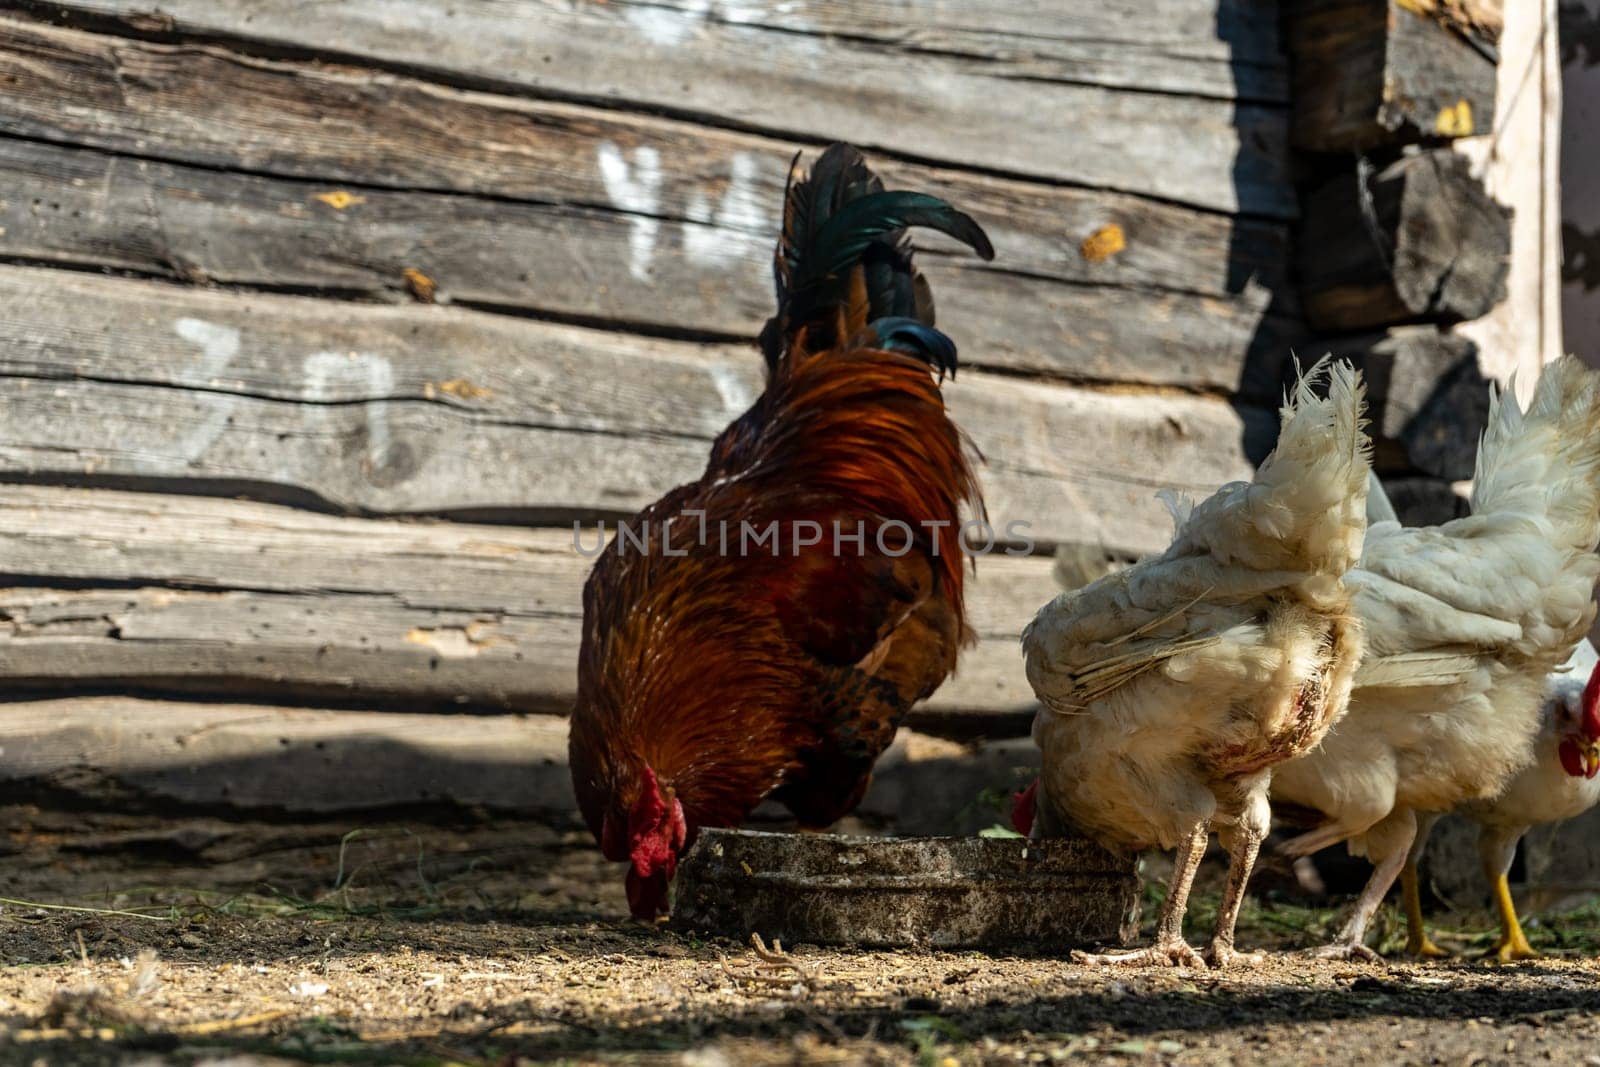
[22,0,1296,215]
[0,485,1050,723]
[0,698,578,815]
[1288,0,1499,152]
[0,18,1300,393]
[0,265,1273,555]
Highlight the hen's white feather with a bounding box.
[1024,361,1371,851]
[1274,356,1600,855]
[1462,640,1600,834]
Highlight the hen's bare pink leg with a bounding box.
[1207,790,1269,968]
[1074,821,1208,969]
[1306,809,1417,962]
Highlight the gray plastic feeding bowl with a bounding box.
[672,829,1141,950]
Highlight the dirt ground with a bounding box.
[1,810,1598,1066]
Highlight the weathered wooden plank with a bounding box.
[0,133,1301,394]
[0,699,577,815]
[0,487,1047,639]
[0,587,582,712]
[0,698,1036,832]
[0,17,1292,298]
[1298,150,1512,331]
[557,0,1292,102]
[0,15,1302,391]
[1287,0,1499,152]
[0,265,1272,555]
[26,0,1295,215]
[0,587,1035,724]
[0,486,588,616]
[0,485,1051,721]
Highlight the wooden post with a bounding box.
[1455,0,1564,393]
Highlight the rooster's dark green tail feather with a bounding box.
[759,144,993,376]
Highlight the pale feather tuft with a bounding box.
[1472,355,1600,553]
[1168,357,1372,584]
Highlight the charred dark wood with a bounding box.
[1298,150,1511,332]
[1315,326,1491,480]
[1287,0,1499,153]
[1378,475,1472,526]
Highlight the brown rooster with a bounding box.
[569,144,994,919]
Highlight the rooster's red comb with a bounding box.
[1011,779,1039,837]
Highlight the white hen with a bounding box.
[1022,361,1371,968]
[1402,640,1600,962]
[1272,356,1600,960]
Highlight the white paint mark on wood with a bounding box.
[684,151,767,267]
[171,317,242,462]
[622,0,711,47]
[708,361,756,414]
[596,142,663,282]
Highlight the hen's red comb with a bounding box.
[1583,658,1600,743]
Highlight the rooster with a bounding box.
[1272,357,1600,960]
[569,144,994,920]
[1021,361,1371,967]
[1400,641,1600,962]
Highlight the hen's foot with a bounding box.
[1405,934,1450,960]
[1072,939,1206,970]
[1301,940,1380,963]
[1492,938,1542,964]
[1204,942,1263,969]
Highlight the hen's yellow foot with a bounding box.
[1405,934,1450,959]
[1493,938,1542,963]
[1489,875,1541,962]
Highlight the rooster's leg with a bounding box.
[1479,824,1540,962]
[1072,820,1209,969]
[1305,808,1417,962]
[1205,789,1269,968]
[1401,812,1448,958]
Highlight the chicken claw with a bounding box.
[1072,940,1208,969]
[1301,940,1381,963]
[1204,943,1264,969]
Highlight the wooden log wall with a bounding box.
[1285,0,1512,504]
[0,0,1516,827]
